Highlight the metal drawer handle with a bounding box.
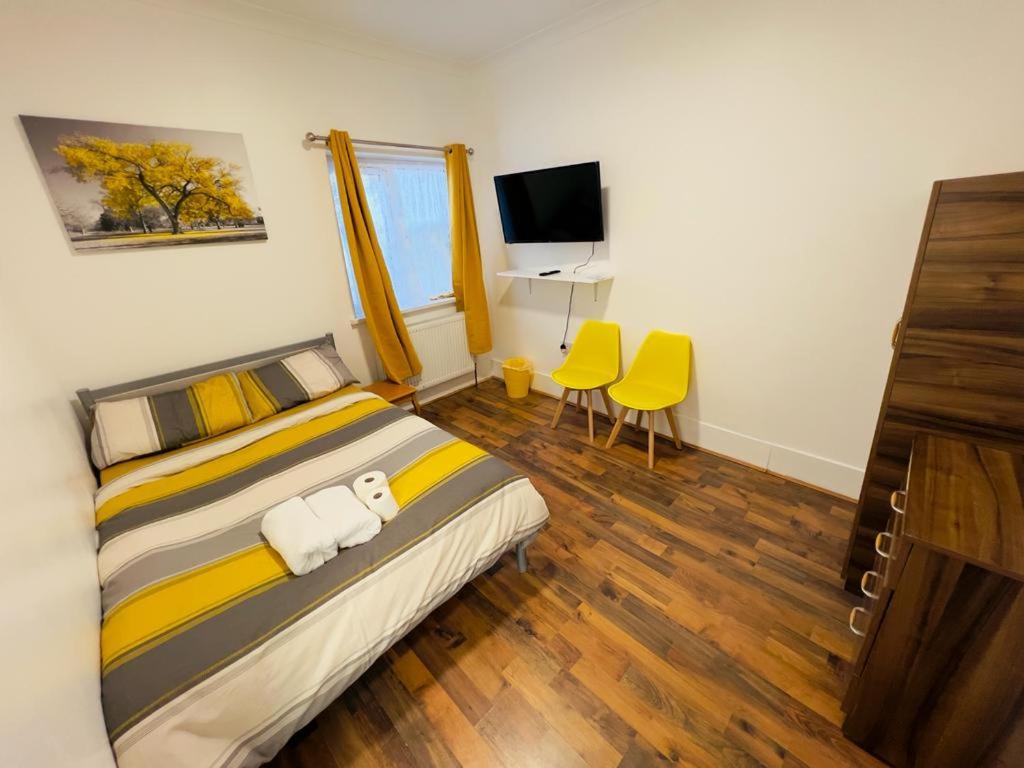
[889,491,907,537]
[875,531,895,559]
[861,570,882,599]
[890,490,906,515]
[891,319,901,349]
[849,606,869,637]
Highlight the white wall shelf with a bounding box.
[496,263,613,300]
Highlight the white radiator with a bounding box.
[406,312,475,389]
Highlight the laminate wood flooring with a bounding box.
[270,381,880,768]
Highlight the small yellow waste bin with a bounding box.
[502,357,533,399]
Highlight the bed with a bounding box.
[79,335,550,768]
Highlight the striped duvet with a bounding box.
[95,390,549,768]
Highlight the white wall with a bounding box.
[0,300,114,768]
[0,2,476,764]
[0,0,475,395]
[470,0,1024,496]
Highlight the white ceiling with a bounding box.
[240,0,608,64]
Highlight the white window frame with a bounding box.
[348,296,456,328]
[327,149,455,326]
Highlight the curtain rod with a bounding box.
[304,132,473,155]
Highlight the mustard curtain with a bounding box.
[445,144,492,356]
[328,130,422,383]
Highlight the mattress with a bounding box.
[95,390,549,767]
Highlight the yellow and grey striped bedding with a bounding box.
[237,343,358,421]
[91,372,253,469]
[96,390,548,768]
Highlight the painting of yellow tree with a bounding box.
[21,115,267,251]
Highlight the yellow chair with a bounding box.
[550,320,620,443]
[605,330,690,468]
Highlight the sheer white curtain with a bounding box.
[327,151,452,318]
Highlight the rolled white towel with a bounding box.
[261,497,337,576]
[306,485,382,548]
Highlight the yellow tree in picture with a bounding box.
[179,171,252,229]
[103,182,160,232]
[56,135,253,234]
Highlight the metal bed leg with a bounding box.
[515,541,529,573]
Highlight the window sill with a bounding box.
[349,297,456,328]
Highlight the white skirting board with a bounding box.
[487,358,864,499]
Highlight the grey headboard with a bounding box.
[75,332,336,429]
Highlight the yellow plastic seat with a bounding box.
[549,320,620,443]
[606,330,691,468]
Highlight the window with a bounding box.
[327,152,452,318]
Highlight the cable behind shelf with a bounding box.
[561,241,597,350]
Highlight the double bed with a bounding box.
[79,335,549,768]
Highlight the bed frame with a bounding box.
[515,540,530,572]
[74,331,534,571]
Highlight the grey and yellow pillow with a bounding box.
[88,344,358,469]
[238,344,358,421]
[90,372,253,469]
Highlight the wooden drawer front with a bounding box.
[844,423,914,592]
[848,478,910,679]
[881,489,907,587]
[858,487,906,600]
[843,544,1024,767]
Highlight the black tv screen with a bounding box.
[494,162,604,243]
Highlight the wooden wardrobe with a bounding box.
[842,435,1024,766]
[842,170,1024,592]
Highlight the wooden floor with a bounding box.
[270,381,881,768]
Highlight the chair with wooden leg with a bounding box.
[605,330,691,469]
[549,320,620,443]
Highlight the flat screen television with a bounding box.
[494,162,604,243]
